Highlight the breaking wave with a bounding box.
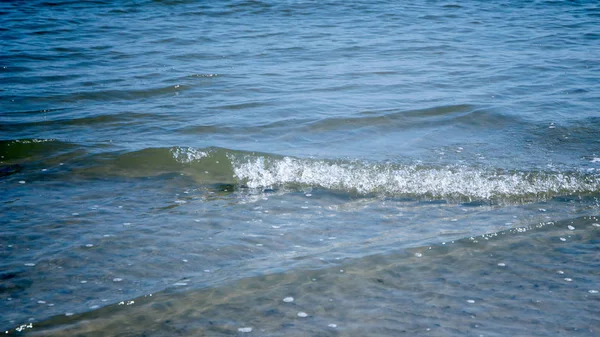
[7,141,597,203]
[230,154,599,202]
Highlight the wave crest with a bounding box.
[231,155,599,201]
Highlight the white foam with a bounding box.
[170,147,209,163]
[283,297,294,303]
[297,312,308,317]
[238,327,253,333]
[231,156,600,201]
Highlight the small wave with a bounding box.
[41,146,599,204]
[166,147,600,202]
[229,152,600,202]
[303,105,519,133]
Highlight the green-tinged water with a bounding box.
[1,0,600,335]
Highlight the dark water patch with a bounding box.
[0,65,31,73]
[521,116,600,167]
[0,164,23,178]
[0,139,74,163]
[212,101,273,110]
[72,85,190,102]
[0,74,83,86]
[442,3,463,9]
[0,112,162,131]
[304,105,520,133]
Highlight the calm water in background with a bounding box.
[1,0,600,335]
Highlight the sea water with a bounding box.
[1,0,599,335]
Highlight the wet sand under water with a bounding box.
[19,216,600,337]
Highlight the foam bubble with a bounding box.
[297,312,308,317]
[283,297,294,303]
[328,324,337,328]
[238,327,253,333]
[170,147,209,163]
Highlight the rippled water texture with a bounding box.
[1,0,599,335]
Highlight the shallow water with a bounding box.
[1,0,600,335]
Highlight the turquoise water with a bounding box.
[1,0,600,335]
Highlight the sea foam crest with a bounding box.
[232,156,600,200]
[170,147,209,163]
